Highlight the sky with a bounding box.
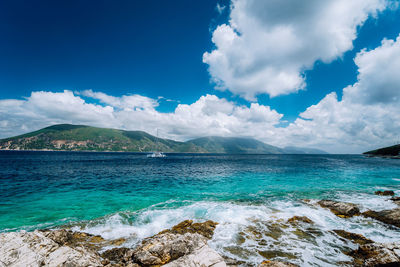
[1,0,400,153]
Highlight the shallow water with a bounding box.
[1,151,400,266]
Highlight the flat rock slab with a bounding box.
[0,230,102,267]
[362,208,400,228]
[317,200,360,217]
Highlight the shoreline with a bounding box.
[2,196,400,266]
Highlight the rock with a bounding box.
[362,208,400,228]
[287,216,314,225]
[101,247,133,264]
[0,230,102,267]
[258,260,299,267]
[157,219,218,239]
[133,232,208,266]
[43,229,126,251]
[375,190,395,196]
[317,200,360,218]
[332,230,373,245]
[163,244,227,267]
[348,242,400,266]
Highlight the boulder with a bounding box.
[157,219,218,239]
[317,200,360,218]
[375,190,395,196]
[348,242,400,266]
[258,260,299,267]
[0,230,102,267]
[362,208,400,228]
[332,230,373,245]
[132,232,208,266]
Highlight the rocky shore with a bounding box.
[1,191,400,267]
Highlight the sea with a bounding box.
[1,151,400,266]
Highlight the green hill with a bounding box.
[186,136,283,154]
[363,144,400,157]
[0,124,328,154]
[0,124,205,153]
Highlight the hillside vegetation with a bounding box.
[0,124,327,154]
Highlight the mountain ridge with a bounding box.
[0,124,328,154]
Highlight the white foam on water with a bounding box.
[336,191,398,212]
[71,195,400,267]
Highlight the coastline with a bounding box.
[2,195,400,266]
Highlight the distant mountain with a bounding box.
[0,124,205,153]
[186,136,283,154]
[363,144,400,157]
[283,146,328,154]
[0,124,328,154]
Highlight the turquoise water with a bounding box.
[1,151,400,266]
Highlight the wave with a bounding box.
[68,193,400,266]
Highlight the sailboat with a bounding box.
[147,129,166,158]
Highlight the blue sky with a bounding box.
[1,0,400,153]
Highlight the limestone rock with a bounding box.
[43,229,125,250]
[348,242,400,266]
[317,200,360,218]
[333,230,373,245]
[362,208,400,228]
[374,190,395,196]
[157,219,218,239]
[101,247,133,265]
[133,232,208,266]
[0,230,102,267]
[163,244,227,267]
[258,260,299,267]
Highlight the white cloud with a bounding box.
[278,34,400,153]
[203,0,391,99]
[2,35,400,153]
[0,91,283,144]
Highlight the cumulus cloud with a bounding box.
[203,0,391,99]
[278,34,400,153]
[0,91,283,143]
[2,34,400,153]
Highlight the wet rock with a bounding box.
[348,242,400,266]
[0,230,102,266]
[317,200,360,218]
[391,197,400,206]
[258,250,297,260]
[362,208,400,228]
[157,219,218,239]
[375,190,395,196]
[333,230,373,245]
[287,216,314,225]
[258,260,299,267]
